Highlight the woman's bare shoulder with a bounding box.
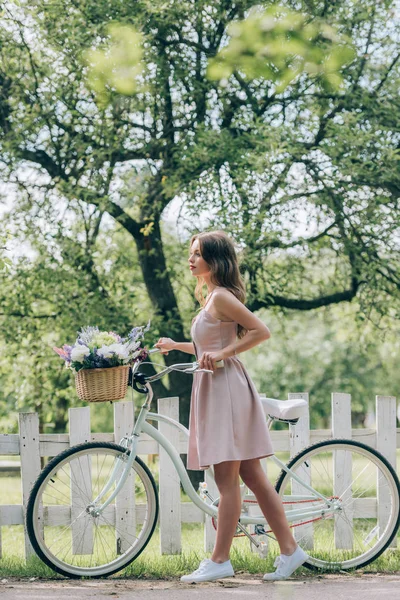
[214,287,241,302]
[213,287,269,333]
[213,287,243,315]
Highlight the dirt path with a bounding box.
[1,573,400,600]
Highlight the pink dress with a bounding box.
[187,298,274,470]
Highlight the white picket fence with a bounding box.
[0,392,397,561]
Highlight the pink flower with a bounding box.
[53,345,72,361]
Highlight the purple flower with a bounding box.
[63,345,73,361]
[128,320,151,343]
[128,326,141,341]
[133,348,148,363]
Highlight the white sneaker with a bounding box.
[180,558,234,583]
[263,546,308,581]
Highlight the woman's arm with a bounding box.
[154,337,195,355]
[173,341,196,354]
[213,291,270,360]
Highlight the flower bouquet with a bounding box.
[53,322,150,402]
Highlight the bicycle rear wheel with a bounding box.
[275,439,400,571]
[26,442,158,578]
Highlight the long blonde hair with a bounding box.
[190,230,247,339]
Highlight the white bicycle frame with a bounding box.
[89,353,340,528]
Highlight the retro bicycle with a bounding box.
[26,349,400,578]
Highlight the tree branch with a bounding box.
[256,220,337,250]
[73,187,144,240]
[233,72,262,115]
[374,52,400,94]
[19,149,68,181]
[303,102,345,150]
[249,283,359,312]
[0,311,61,318]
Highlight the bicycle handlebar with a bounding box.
[131,347,216,393]
[146,348,215,378]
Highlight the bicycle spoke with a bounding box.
[274,441,400,570]
[29,444,158,576]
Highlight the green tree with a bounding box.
[246,301,400,429]
[0,0,399,437]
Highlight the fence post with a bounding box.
[288,392,312,548]
[114,401,136,555]
[376,395,397,548]
[331,392,353,549]
[289,392,310,456]
[69,406,93,554]
[19,412,41,559]
[158,397,181,554]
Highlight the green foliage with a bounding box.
[83,4,354,102]
[245,301,400,428]
[0,231,12,273]
[208,5,355,92]
[0,0,399,435]
[85,24,145,104]
[0,207,153,432]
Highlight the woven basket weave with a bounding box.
[75,365,130,402]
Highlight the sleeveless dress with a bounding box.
[187,293,274,470]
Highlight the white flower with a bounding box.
[97,345,114,359]
[126,339,141,353]
[98,343,129,360]
[71,345,90,362]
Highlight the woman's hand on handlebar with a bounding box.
[154,337,176,355]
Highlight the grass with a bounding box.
[0,523,279,579]
[1,523,400,579]
[2,450,400,579]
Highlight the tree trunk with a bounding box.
[134,217,204,487]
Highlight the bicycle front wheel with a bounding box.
[275,439,400,571]
[26,442,159,578]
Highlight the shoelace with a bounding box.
[273,555,287,574]
[193,559,211,574]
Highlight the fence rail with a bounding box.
[0,392,397,560]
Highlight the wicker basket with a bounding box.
[75,365,130,402]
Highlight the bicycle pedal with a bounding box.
[256,541,269,558]
[199,481,210,501]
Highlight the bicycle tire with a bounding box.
[275,438,400,571]
[26,442,159,578]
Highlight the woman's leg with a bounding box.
[211,460,242,563]
[239,458,297,555]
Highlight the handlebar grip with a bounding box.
[149,347,161,354]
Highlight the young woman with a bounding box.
[155,230,308,583]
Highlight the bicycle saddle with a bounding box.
[259,396,308,421]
